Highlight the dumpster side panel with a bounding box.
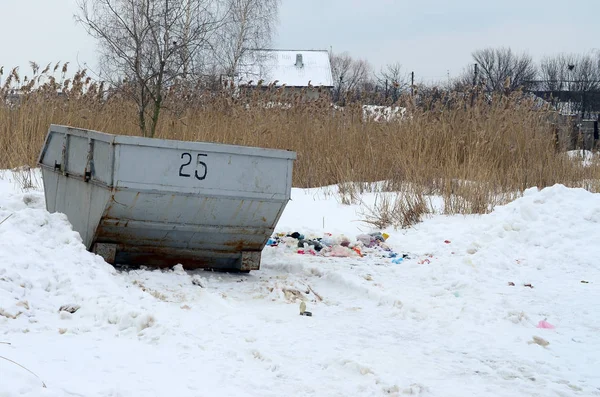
[38,127,116,248]
[65,134,89,178]
[66,130,114,186]
[114,144,291,198]
[96,218,270,250]
[96,141,294,269]
[94,190,279,268]
[91,138,115,186]
[41,168,112,248]
[40,168,59,215]
[103,191,282,227]
[39,126,115,186]
[38,130,65,171]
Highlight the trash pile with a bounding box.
[266,231,410,263]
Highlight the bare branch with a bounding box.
[329,50,372,103]
[75,0,225,137]
[215,0,281,79]
[471,47,537,92]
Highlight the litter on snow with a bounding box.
[266,231,411,262]
[537,320,556,329]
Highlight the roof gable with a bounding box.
[237,49,334,88]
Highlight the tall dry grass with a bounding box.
[1,64,599,225]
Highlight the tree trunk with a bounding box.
[150,94,162,138]
[138,105,148,137]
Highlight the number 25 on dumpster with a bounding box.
[179,152,208,180]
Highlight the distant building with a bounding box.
[235,49,334,100]
[527,83,600,150]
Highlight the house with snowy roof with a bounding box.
[235,49,334,100]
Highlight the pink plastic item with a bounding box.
[328,245,354,257]
[537,320,555,329]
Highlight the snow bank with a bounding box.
[0,173,158,339]
[1,169,599,396]
[265,183,600,396]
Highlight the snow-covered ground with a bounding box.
[566,150,600,167]
[362,105,406,122]
[1,170,599,397]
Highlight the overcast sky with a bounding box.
[2,0,599,84]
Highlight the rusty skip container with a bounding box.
[37,125,296,272]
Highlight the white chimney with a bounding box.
[295,53,303,68]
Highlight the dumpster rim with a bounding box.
[47,124,298,160]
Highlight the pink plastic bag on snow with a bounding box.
[537,320,555,329]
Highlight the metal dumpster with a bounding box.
[37,124,296,272]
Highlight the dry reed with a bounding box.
[1,64,599,225]
[0,355,47,388]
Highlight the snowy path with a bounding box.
[1,172,599,396]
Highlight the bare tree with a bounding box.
[76,0,224,137]
[469,47,537,92]
[450,64,479,92]
[538,56,562,92]
[375,62,408,102]
[538,52,600,116]
[329,51,371,103]
[539,53,600,92]
[214,0,280,80]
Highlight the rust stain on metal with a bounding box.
[160,194,176,222]
[96,229,172,244]
[240,251,261,271]
[130,192,141,207]
[224,239,247,251]
[231,200,244,220]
